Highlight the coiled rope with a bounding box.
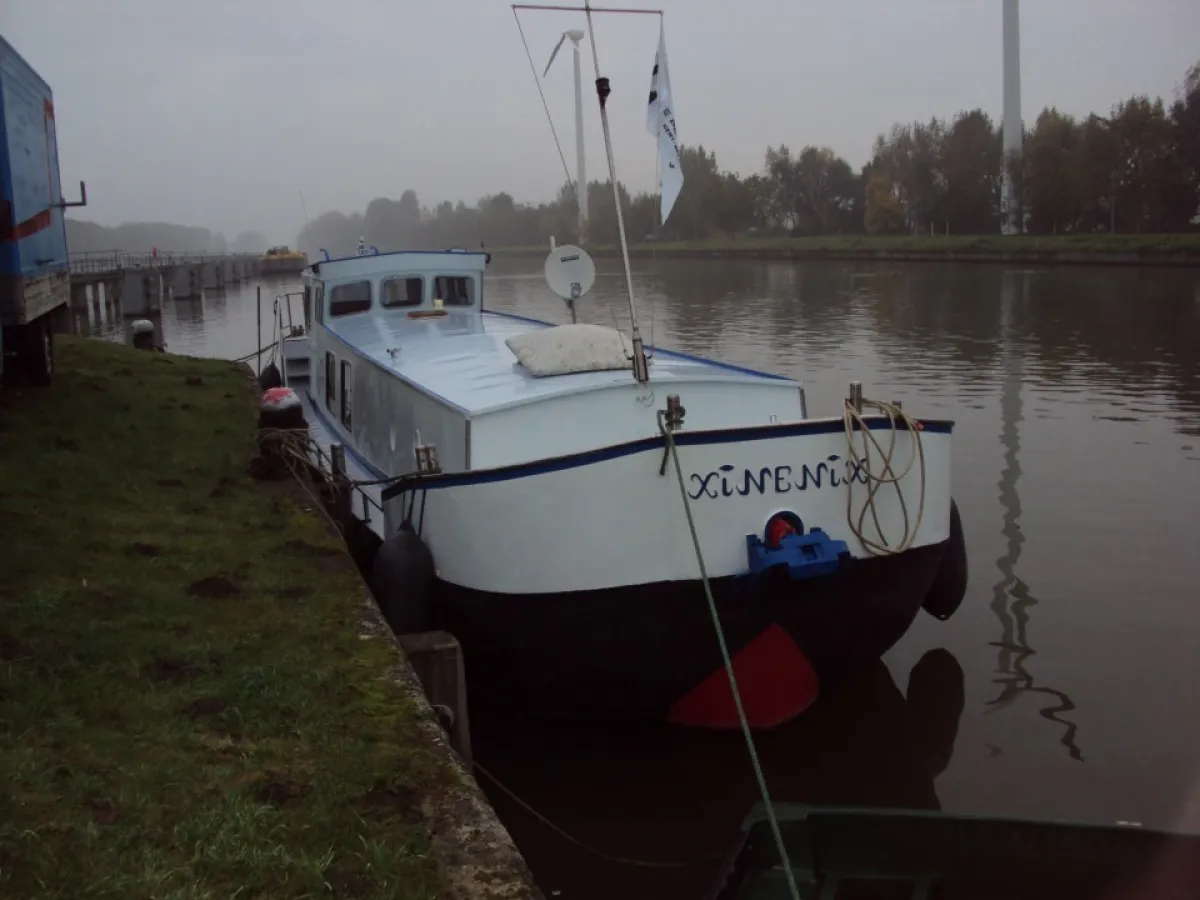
[842,397,927,556]
[657,410,803,900]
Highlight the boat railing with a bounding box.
[254,288,385,524]
[263,412,387,526]
[309,439,386,522]
[272,291,307,386]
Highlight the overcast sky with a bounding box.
[3,0,1197,244]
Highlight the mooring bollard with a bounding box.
[130,318,156,351]
[397,631,472,765]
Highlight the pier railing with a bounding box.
[69,250,264,276]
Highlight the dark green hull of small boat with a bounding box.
[707,803,1200,900]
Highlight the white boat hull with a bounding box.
[382,419,951,595]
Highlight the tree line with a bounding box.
[65,220,268,255]
[297,61,1199,256]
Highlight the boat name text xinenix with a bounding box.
[687,456,872,501]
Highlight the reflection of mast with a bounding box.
[986,269,1083,761]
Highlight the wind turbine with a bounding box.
[543,27,588,244]
[1001,0,1023,234]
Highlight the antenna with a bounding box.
[298,189,313,257]
[544,243,596,324]
[646,138,658,360]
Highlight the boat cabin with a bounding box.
[286,248,805,480]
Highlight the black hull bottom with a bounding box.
[430,538,951,726]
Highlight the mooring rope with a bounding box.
[473,760,722,870]
[841,397,927,556]
[657,410,803,900]
[233,343,275,363]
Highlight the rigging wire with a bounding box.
[512,7,580,214]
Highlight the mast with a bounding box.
[582,1,650,383]
[571,33,588,244]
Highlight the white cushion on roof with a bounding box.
[505,323,633,378]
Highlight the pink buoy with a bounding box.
[261,386,300,411]
[258,386,306,430]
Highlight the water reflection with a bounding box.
[473,648,965,900]
[986,271,1083,763]
[174,295,205,328]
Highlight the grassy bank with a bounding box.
[493,233,1200,264]
[0,338,448,898]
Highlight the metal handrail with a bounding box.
[68,250,264,275]
[306,438,385,516]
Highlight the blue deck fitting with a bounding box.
[745,527,849,581]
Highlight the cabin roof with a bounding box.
[325,309,794,416]
[312,249,489,281]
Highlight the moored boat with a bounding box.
[273,4,968,728]
[275,239,966,727]
[260,245,308,276]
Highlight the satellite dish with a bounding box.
[544,244,596,302]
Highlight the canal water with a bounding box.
[83,259,1200,898]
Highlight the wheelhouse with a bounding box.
[306,249,489,329]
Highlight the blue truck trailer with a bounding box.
[0,33,86,386]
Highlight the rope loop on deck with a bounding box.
[842,397,928,556]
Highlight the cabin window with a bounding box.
[314,284,325,325]
[433,275,474,306]
[329,280,372,316]
[324,352,336,411]
[381,276,425,308]
[340,360,353,429]
[302,285,312,327]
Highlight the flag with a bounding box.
[645,22,683,225]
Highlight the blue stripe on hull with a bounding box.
[381,416,953,499]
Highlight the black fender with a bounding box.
[370,524,436,635]
[258,361,283,392]
[921,498,967,621]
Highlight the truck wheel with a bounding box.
[20,319,54,387]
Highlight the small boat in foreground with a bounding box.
[706,803,1200,899]
[274,5,968,728]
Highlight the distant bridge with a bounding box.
[70,250,264,280]
[67,250,307,316]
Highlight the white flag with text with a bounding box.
[645,23,683,225]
